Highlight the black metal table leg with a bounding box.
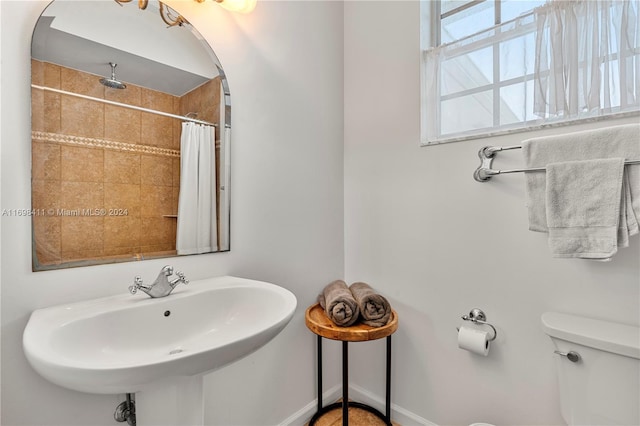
[306,304,397,426]
[317,335,323,412]
[309,336,392,426]
[386,335,391,422]
[342,341,349,426]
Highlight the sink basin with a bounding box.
[23,276,297,394]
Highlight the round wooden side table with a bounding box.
[305,303,398,426]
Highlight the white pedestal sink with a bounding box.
[23,275,297,425]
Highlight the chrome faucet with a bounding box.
[129,265,188,298]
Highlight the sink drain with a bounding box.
[169,348,183,355]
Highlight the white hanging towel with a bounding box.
[522,124,640,259]
[176,122,218,255]
[546,158,625,260]
[522,124,640,234]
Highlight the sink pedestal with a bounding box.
[136,376,204,426]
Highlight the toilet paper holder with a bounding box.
[457,308,497,341]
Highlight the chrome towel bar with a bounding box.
[474,144,640,182]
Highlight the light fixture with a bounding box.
[114,0,255,28]
[210,0,257,14]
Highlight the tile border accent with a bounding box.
[32,131,181,158]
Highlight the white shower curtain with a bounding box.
[176,122,218,255]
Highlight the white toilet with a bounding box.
[542,312,640,425]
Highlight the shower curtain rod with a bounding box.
[31,84,218,127]
[474,144,640,182]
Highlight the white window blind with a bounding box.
[421,0,640,145]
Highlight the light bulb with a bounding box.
[217,0,256,13]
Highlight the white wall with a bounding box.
[344,2,639,426]
[0,1,344,425]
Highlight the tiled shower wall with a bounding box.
[30,59,220,268]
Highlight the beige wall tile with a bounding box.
[140,244,175,256]
[179,89,200,118]
[200,79,220,123]
[61,249,104,263]
[140,87,176,148]
[140,85,175,149]
[60,216,104,253]
[141,185,173,217]
[44,93,62,134]
[32,61,62,134]
[141,155,173,186]
[141,113,173,149]
[40,63,64,133]
[105,82,141,107]
[31,88,45,132]
[203,78,221,107]
[103,246,140,257]
[61,95,104,138]
[104,216,140,248]
[172,186,180,216]
[171,216,177,245]
[179,77,221,125]
[32,142,61,181]
[140,217,174,246]
[104,83,142,144]
[31,59,44,86]
[104,183,141,217]
[173,157,181,187]
[32,179,61,211]
[61,67,104,98]
[104,150,141,184]
[173,97,182,150]
[173,128,181,151]
[44,62,62,89]
[43,92,62,134]
[61,146,104,182]
[60,181,103,211]
[141,88,174,113]
[105,105,141,144]
[33,216,61,265]
[201,104,219,125]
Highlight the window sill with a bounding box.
[422,110,640,146]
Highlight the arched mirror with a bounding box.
[30,0,230,271]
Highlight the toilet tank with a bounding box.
[541,312,640,426]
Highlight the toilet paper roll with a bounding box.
[457,325,490,356]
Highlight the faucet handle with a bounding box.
[175,271,189,285]
[129,276,143,294]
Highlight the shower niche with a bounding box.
[30,0,230,271]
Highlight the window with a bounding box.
[421,0,640,145]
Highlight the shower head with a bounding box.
[99,62,126,89]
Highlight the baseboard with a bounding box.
[278,383,437,426]
[349,384,437,426]
[277,384,342,426]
